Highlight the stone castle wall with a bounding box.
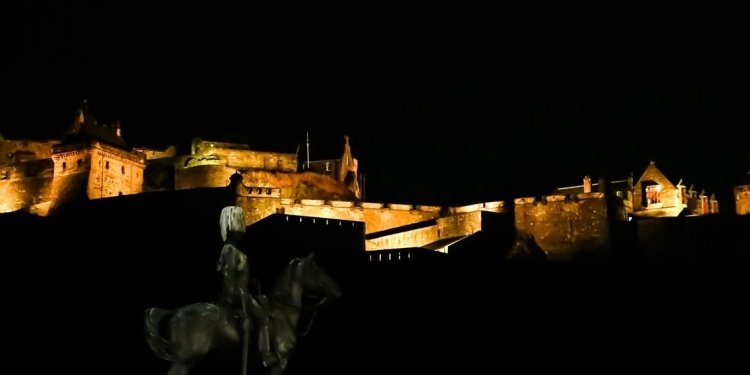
[176,165,358,201]
[193,140,297,172]
[0,159,54,214]
[0,139,57,164]
[87,144,145,198]
[514,193,613,260]
[175,164,234,190]
[50,148,91,212]
[134,146,177,160]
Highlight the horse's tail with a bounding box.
[144,307,174,361]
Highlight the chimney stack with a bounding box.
[583,176,592,193]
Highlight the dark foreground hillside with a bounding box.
[1,191,748,374]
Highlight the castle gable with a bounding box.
[636,162,676,191]
[633,161,682,215]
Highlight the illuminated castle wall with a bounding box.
[514,193,622,260]
[0,139,57,164]
[0,105,486,253]
[632,161,719,217]
[173,137,359,201]
[1,105,745,257]
[0,159,54,215]
[0,108,146,215]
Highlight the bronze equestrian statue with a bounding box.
[144,206,341,375]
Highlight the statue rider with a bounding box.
[217,206,278,369]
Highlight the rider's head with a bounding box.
[220,206,246,242]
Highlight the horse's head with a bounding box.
[298,252,341,304]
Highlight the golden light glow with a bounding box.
[0,187,24,213]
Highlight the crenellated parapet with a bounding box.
[514,192,606,207]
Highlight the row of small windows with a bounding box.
[55,158,142,181]
[103,160,127,174]
[60,158,134,176]
[250,187,274,195]
[61,159,85,170]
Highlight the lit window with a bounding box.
[326,162,331,171]
[646,184,661,206]
[616,191,623,198]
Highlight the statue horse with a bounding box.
[145,253,341,375]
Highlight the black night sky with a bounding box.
[2,3,748,205]
[3,5,750,375]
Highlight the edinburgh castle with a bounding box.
[2,104,749,260]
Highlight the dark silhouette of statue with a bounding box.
[144,206,341,375]
[506,232,547,262]
[217,206,275,371]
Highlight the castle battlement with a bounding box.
[514,197,537,205]
[577,192,605,200]
[514,193,606,207]
[447,203,482,214]
[277,199,506,216]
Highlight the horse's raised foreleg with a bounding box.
[263,357,288,375]
[167,362,191,375]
